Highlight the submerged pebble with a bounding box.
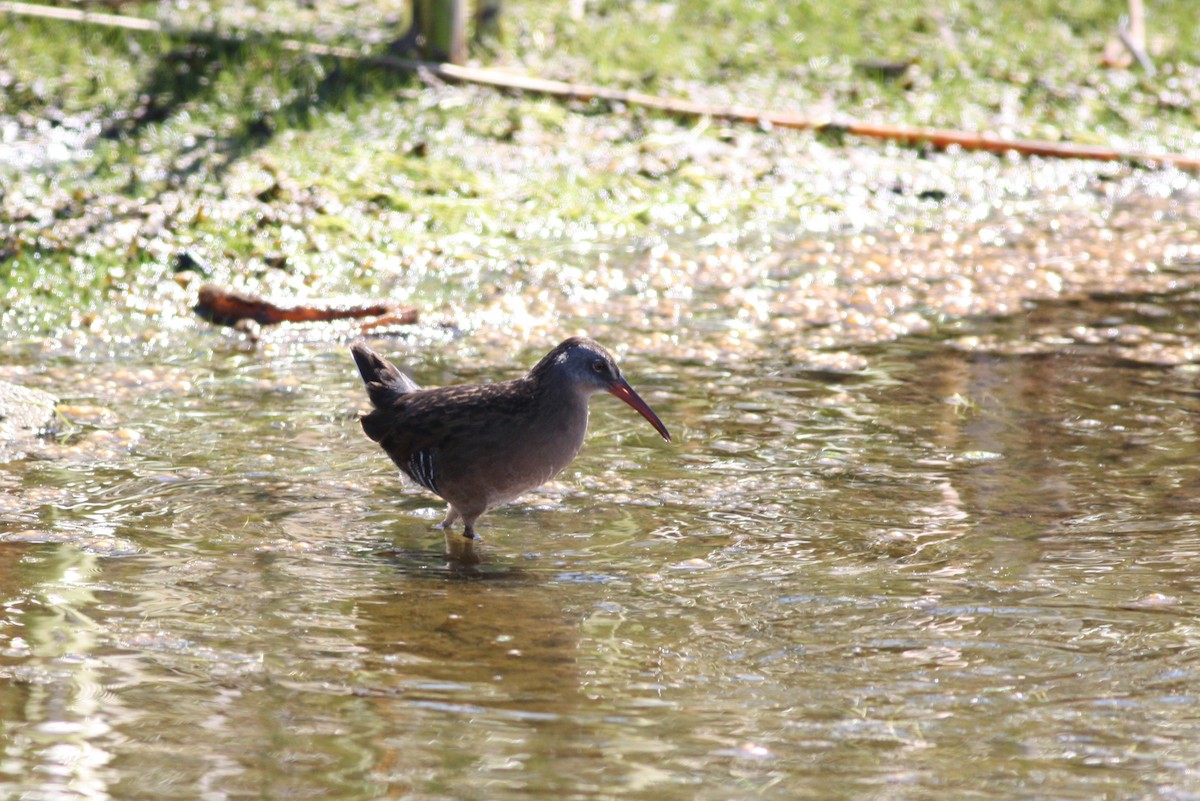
[0,528,141,555]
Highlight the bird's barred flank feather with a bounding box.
[407,448,438,493]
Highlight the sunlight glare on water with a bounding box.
[3,208,1200,799]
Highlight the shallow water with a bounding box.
[4,226,1200,799]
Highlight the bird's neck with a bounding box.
[530,372,593,439]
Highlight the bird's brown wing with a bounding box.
[360,379,534,472]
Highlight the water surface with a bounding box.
[3,214,1200,800]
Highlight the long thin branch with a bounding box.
[2,0,1197,171]
[428,65,1199,170]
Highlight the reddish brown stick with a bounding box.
[429,65,1199,170]
[195,284,417,327]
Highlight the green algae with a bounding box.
[1,0,1198,335]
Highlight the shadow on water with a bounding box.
[374,545,533,581]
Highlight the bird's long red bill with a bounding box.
[608,378,672,441]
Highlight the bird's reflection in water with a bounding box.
[351,546,590,788]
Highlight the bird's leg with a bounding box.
[459,510,482,541]
[438,506,460,531]
[439,504,479,562]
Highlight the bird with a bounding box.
[351,337,671,556]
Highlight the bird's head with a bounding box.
[533,337,672,442]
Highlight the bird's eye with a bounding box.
[591,359,606,374]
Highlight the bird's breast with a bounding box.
[474,401,589,506]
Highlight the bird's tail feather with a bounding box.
[359,409,390,443]
[350,340,421,408]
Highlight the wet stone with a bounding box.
[0,380,58,457]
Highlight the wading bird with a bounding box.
[351,337,671,559]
